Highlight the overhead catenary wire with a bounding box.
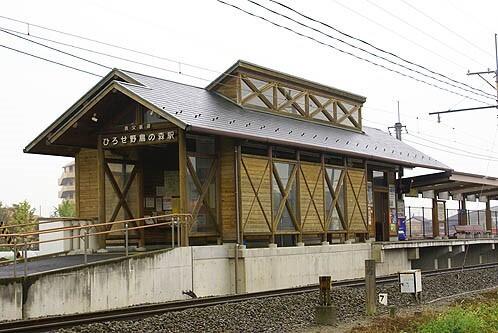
[362,0,490,69]
[399,0,494,58]
[266,0,494,99]
[216,0,493,105]
[0,28,111,70]
[0,43,102,77]
[328,0,482,71]
[1,11,495,160]
[404,137,498,162]
[0,12,494,106]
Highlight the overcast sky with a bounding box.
[1,0,497,214]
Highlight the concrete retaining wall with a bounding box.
[0,243,411,321]
[0,280,22,321]
[238,243,409,293]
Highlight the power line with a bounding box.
[0,28,111,70]
[362,0,489,68]
[217,0,492,105]
[0,43,102,77]
[328,0,480,71]
[406,133,498,160]
[0,14,219,76]
[268,0,493,98]
[404,137,498,162]
[399,0,494,58]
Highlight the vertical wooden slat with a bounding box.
[75,152,81,217]
[178,129,189,246]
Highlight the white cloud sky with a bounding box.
[1,0,497,214]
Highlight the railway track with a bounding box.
[1,262,497,333]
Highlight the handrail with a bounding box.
[0,214,192,248]
[0,214,192,238]
[0,219,188,248]
[0,217,97,230]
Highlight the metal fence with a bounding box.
[404,207,498,239]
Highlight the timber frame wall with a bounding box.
[231,141,369,244]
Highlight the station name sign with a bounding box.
[102,124,177,148]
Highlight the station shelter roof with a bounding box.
[25,62,449,171]
[403,171,498,200]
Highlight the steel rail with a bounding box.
[0,262,497,332]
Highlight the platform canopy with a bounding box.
[404,171,498,201]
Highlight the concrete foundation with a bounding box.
[4,239,495,321]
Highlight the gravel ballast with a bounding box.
[54,266,498,333]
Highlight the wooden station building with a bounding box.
[25,61,448,247]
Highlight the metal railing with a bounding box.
[0,214,192,278]
[405,206,498,240]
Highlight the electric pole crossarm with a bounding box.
[429,105,498,116]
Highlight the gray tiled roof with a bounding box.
[119,70,449,170]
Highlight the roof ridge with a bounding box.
[119,68,208,90]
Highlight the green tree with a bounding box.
[11,200,36,233]
[53,200,75,217]
[0,201,8,223]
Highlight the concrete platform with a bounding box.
[372,238,498,271]
[375,238,498,250]
[0,254,124,279]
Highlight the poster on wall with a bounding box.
[145,197,155,209]
[390,208,397,234]
[388,184,396,209]
[397,199,405,218]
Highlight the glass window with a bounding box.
[187,156,217,233]
[325,167,345,231]
[373,170,387,187]
[273,162,296,231]
[186,135,215,155]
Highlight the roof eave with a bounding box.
[186,124,451,171]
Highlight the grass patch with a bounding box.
[349,291,498,333]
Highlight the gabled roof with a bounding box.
[25,66,450,171]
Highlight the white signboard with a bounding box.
[378,293,388,306]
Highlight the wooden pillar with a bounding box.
[432,198,439,238]
[236,144,244,245]
[486,199,492,232]
[460,197,468,225]
[268,146,275,244]
[75,153,81,217]
[365,259,376,315]
[137,159,145,248]
[97,136,106,249]
[178,129,189,247]
[296,151,302,244]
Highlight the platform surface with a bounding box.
[0,254,124,279]
[376,237,498,249]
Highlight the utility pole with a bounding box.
[429,34,498,118]
[389,101,407,141]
